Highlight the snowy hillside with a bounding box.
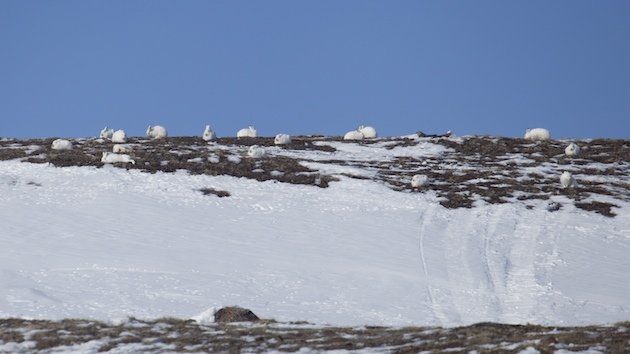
[0,135,628,328]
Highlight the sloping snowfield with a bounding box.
[0,135,629,331]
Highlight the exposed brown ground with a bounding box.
[1,317,628,353]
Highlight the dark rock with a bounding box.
[416,131,452,138]
[214,306,260,323]
[547,202,562,212]
[199,188,230,198]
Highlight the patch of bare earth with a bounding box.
[198,187,231,198]
[0,318,628,353]
[575,201,620,217]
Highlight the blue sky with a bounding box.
[1,1,629,139]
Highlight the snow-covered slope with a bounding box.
[0,136,628,327]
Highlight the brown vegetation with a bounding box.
[0,317,628,353]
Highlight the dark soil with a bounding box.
[199,187,231,198]
[575,201,620,217]
[0,317,628,353]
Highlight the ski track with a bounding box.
[500,206,545,323]
[478,206,506,319]
[414,202,578,326]
[417,202,447,325]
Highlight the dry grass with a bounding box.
[0,318,628,353]
[575,201,620,217]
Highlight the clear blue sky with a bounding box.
[1,1,629,139]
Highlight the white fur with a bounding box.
[524,128,550,141]
[113,144,133,154]
[560,171,576,188]
[247,145,266,158]
[202,125,216,141]
[565,142,581,157]
[237,126,257,138]
[99,127,114,140]
[51,139,73,151]
[101,152,135,164]
[111,130,127,143]
[411,174,429,188]
[343,130,364,140]
[146,125,167,139]
[358,125,377,139]
[274,134,291,145]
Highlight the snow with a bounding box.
[311,140,452,162]
[191,307,219,326]
[554,349,605,354]
[227,155,242,163]
[0,139,629,328]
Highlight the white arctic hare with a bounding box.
[343,130,364,140]
[111,130,127,143]
[411,174,429,188]
[524,128,550,141]
[274,134,291,145]
[99,127,114,140]
[565,142,581,157]
[358,125,377,139]
[146,125,167,139]
[247,145,266,158]
[113,144,133,154]
[237,126,257,138]
[202,125,217,141]
[101,152,135,164]
[560,171,576,188]
[51,139,73,150]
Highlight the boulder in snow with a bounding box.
[214,306,260,323]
